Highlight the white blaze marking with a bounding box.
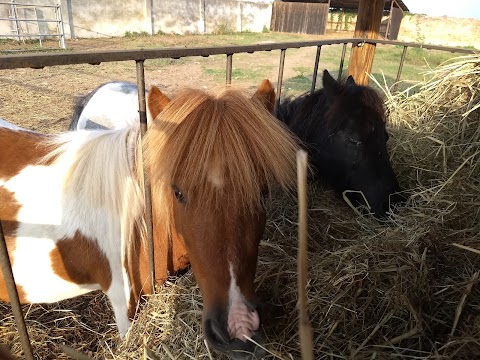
[227,264,260,341]
[208,164,224,188]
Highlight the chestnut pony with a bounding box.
[0,81,298,359]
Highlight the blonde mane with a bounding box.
[144,86,299,225]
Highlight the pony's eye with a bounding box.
[172,185,186,204]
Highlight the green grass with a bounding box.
[204,65,273,81]
[146,58,187,67]
[283,74,312,94]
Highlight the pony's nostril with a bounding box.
[205,318,230,346]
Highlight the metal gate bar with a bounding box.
[275,49,286,114]
[226,53,233,85]
[338,42,347,80]
[135,60,156,292]
[0,222,34,360]
[311,46,322,93]
[393,46,408,92]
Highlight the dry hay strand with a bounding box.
[381,54,480,242]
[0,292,119,359]
[2,55,480,359]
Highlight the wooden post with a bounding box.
[347,0,384,85]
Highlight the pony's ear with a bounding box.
[147,85,171,120]
[322,69,341,97]
[346,75,356,86]
[253,79,276,114]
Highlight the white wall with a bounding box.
[0,0,274,39]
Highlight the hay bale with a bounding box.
[1,55,479,359]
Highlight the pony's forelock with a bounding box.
[144,87,299,216]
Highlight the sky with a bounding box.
[404,0,480,20]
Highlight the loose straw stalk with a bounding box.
[296,150,313,360]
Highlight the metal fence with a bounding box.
[0,1,66,49]
[0,37,477,359]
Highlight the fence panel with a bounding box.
[271,2,329,35]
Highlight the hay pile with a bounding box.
[1,55,480,359]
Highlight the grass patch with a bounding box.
[283,74,311,95]
[146,58,187,67]
[204,67,266,81]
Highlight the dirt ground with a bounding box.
[0,33,345,133]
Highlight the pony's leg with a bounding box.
[106,279,131,338]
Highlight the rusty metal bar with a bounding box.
[226,53,232,86]
[392,46,408,93]
[0,222,34,360]
[338,42,347,81]
[135,60,156,293]
[311,46,321,93]
[275,49,286,115]
[0,38,475,70]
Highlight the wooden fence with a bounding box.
[270,2,329,35]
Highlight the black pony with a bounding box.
[277,70,402,217]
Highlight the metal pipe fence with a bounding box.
[0,37,476,358]
[0,0,66,49]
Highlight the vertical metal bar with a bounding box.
[392,46,408,92]
[311,45,321,94]
[226,53,232,86]
[11,0,22,43]
[0,221,34,360]
[202,0,206,34]
[149,0,154,35]
[66,0,75,39]
[275,48,286,115]
[56,3,66,49]
[135,60,156,294]
[337,42,347,81]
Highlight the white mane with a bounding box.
[43,127,145,262]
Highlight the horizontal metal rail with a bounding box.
[0,2,59,7]
[0,17,61,22]
[0,38,479,69]
[0,39,358,69]
[0,38,476,71]
[0,33,62,37]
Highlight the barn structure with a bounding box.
[270,0,409,39]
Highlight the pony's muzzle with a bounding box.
[204,309,266,359]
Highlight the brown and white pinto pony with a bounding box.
[0,81,298,359]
